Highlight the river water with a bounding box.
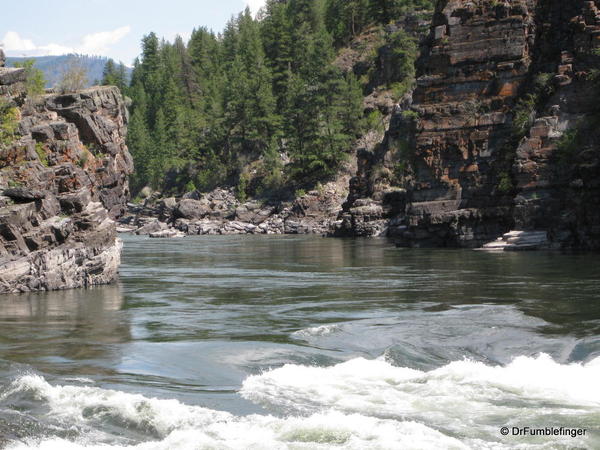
[0,235,599,449]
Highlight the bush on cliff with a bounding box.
[12,59,46,97]
[0,99,19,148]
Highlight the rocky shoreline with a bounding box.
[118,185,347,238]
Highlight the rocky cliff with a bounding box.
[0,49,133,293]
[334,0,600,250]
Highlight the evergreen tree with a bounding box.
[101,59,128,92]
[325,0,370,46]
[261,0,292,109]
[125,0,404,195]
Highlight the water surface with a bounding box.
[0,235,599,448]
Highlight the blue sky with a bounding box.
[1,0,265,65]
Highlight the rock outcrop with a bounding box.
[120,182,348,237]
[335,0,600,250]
[0,55,133,293]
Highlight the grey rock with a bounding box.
[3,188,46,202]
[174,199,211,220]
[0,86,132,293]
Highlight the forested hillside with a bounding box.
[124,0,433,198]
[6,54,130,88]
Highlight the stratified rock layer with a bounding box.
[0,58,133,293]
[512,0,600,249]
[336,0,600,250]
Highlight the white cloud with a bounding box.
[77,26,131,55]
[245,0,266,15]
[2,31,37,52]
[1,26,131,57]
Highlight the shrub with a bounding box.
[555,128,580,164]
[77,149,92,168]
[401,110,419,121]
[366,109,385,132]
[57,58,88,93]
[13,59,46,97]
[184,180,197,193]
[35,143,49,167]
[236,172,249,202]
[497,172,513,193]
[0,99,19,147]
[512,73,554,138]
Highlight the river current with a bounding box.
[0,235,598,449]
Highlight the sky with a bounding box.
[1,0,266,65]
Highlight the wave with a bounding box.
[242,354,600,412]
[291,324,342,339]
[4,354,600,449]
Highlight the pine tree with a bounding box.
[125,0,371,195]
[325,0,370,46]
[261,0,292,109]
[127,107,153,192]
[101,59,128,92]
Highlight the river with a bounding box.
[0,235,599,449]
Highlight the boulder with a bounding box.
[3,188,46,202]
[173,199,211,220]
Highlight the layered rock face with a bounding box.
[395,0,537,247]
[0,53,133,292]
[336,0,600,250]
[512,0,600,249]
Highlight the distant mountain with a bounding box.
[5,54,131,89]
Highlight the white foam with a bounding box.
[291,324,342,339]
[4,376,466,450]
[5,355,600,449]
[241,354,600,446]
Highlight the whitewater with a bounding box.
[2,353,599,449]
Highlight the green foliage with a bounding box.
[586,69,600,82]
[101,59,128,93]
[369,0,434,24]
[77,149,91,168]
[386,29,417,86]
[366,109,385,132]
[512,94,537,137]
[35,143,49,167]
[184,180,197,193]
[325,0,371,46]
[512,73,554,138]
[0,99,19,147]
[126,0,430,195]
[555,128,581,164]
[13,59,46,97]
[236,172,249,202]
[497,172,513,193]
[401,109,419,121]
